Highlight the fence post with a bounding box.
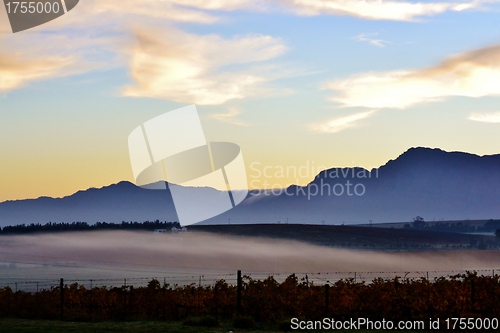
[237,270,242,316]
[214,283,219,320]
[493,269,496,316]
[197,276,201,316]
[60,278,64,321]
[123,284,127,320]
[470,278,475,311]
[163,282,166,320]
[325,284,330,317]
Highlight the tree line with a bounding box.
[405,217,500,233]
[0,221,180,235]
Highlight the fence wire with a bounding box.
[1,268,499,292]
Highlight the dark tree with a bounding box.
[412,216,425,229]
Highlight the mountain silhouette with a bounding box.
[1,147,499,226]
[201,147,500,225]
[0,181,178,227]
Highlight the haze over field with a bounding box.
[1,231,499,289]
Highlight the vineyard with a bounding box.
[0,271,499,329]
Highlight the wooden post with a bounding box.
[493,269,496,315]
[122,285,127,321]
[214,283,219,320]
[197,276,201,315]
[60,278,64,321]
[237,270,242,316]
[471,278,475,310]
[325,284,330,317]
[163,281,166,320]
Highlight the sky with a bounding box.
[1,0,500,202]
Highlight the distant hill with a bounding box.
[0,182,178,226]
[0,147,500,226]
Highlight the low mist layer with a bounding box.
[1,231,499,286]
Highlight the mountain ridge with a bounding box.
[1,147,499,226]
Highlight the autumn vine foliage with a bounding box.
[0,272,498,323]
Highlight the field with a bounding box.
[189,223,498,249]
[1,226,499,332]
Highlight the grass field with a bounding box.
[0,318,426,333]
[188,223,496,249]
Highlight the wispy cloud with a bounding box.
[39,0,497,27]
[0,54,78,91]
[60,0,263,26]
[87,0,221,24]
[285,0,484,21]
[324,44,500,109]
[309,110,377,133]
[210,107,251,126]
[355,33,391,47]
[1,0,494,94]
[284,0,489,21]
[0,33,100,92]
[468,112,500,123]
[0,0,266,93]
[122,28,287,105]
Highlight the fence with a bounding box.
[1,268,499,292]
[0,268,499,323]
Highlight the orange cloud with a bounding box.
[0,52,82,92]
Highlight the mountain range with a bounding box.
[1,147,500,227]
